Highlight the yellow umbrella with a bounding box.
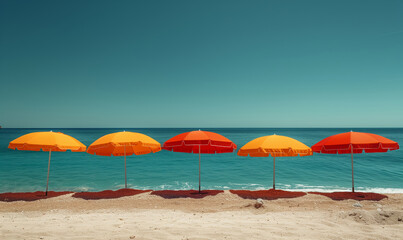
[8,131,86,195]
[87,131,161,188]
[238,134,312,189]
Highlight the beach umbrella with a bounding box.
[162,130,237,193]
[8,131,86,195]
[238,135,312,190]
[311,131,399,192]
[87,131,161,188]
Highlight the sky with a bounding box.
[1,0,403,128]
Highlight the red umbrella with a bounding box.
[312,131,399,192]
[163,130,237,193]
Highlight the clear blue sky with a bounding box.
[1,0,402,128]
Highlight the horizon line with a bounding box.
[2,127,403,129]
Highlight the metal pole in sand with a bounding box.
[45,149,52,196]
[273,156,276,190]
[199,145,201,193]
[124,145,127,189]
[351,145,355,193]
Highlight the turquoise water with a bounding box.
[0,128,402,193]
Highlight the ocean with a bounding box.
[0,128,402,193]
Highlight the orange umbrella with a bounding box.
[87,131,161,188]
[8,131,86,195]
[238,135,312,189]
[163,130,237,193]
[312,131,399,192]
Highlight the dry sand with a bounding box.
[1,191,403,240]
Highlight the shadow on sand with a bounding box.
[0,191,73,202]
[230,189,306,200]
[0,189,389,202]
[309,192,388,201]
[72,189,151,200]
[151,190,224,199]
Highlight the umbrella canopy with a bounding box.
[8,131,86,195]
[238,135,312,189]
[9,131,86,152]
[163,130,236,153]
[163,130,237,192]
[238,134,313,157]
[312,131,399,192]
[311,131,399,153]
[87,131,161,188]
[87,131,161,156]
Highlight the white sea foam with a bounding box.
[282,185,403,193]
[223,183,403,193]
[148,182,195,190]
[71,186,93,192]
[109,182,403,193]
[355,187,403,194]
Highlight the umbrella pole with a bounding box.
[45,150,51,196]
[198,145,201,193]
[273,156,276,190]
[351,146,354,193]
[124,145,127,189]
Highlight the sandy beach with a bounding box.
[1,191,402,240]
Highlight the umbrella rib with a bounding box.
[321,142,393,152]
[166,141,234,148]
